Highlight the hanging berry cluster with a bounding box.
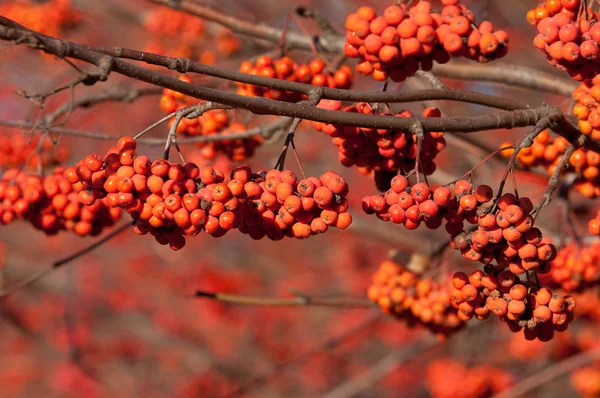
[236,56,353,101]
[159,76,263,161]
[452,271,575,341]
[543,241,600,292]
[66,137,352,250]
[368,260,465,340]
[159,76,230,137]
[530,0,600,80]
[144,6,205,39]
[0,0,80,37]
[501,130,600,198]
[363,177,558,273]
[0,132,68,169]
[344,1,508,82]
[313,102,445,175]
[0,168,120,236]
[573,77,600,139]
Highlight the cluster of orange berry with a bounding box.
[344,1,508,82]
[0,0,80,37]
[452,270,575,340]
[159,76,263,161]
[66,137,352,249]
[144,6,205,40]
[426,359,514,398]
[529,0,600,80]
[0,168,120,236]
[452,190,557,274]
[236,56,353,101]
[368,260,465,340]
[544,241,600,291]
[362,176,486,230]
[0,133,68,169]
[573,76,600,139]
[313,102,445,174]
[502,130,600,198]
[364,177,557,274]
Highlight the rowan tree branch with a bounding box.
[149,0,577,96]
[0,221,132,298]
[492,345,600,398]
[0,117,290,146]
[0,17,596,153]
[189,290,376,308]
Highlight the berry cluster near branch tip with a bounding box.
[66,137,352,250]
[344,1,508,82]
[237,56,353,100]
[368,259,465,340]
[0,168,120,236]
[313,102,445,176]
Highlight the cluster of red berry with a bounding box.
[0,133,68,169]
[144,6,205,40]
[544,241,600,292]
[66,137,352,249]
[361,176,482,230]
[426,359,514,398]
[0,0,80,37]
[573,76,600,139]
[368,260,465,340]
[237,56,353,101]
[530,0,600,80]
[363,177,557,274]
[502,129,600,198]
[313,102,445,175]
[0,168,120,236]
[452,270,575,340]
[159,76,263,161]
[344,1,508,82]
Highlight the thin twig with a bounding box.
[188,290,376,308]
[0,221,132,298]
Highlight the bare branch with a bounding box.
[0,117,291,145]
[492,345,600,398]
[0,221,132,298]
[432,61,578,97]
[188,290,376,308]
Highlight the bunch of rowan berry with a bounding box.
[313,103,445,174]
[66,137,352,249]
[426,359,514,398]
[159,76,230,138]
[368,260,465,339]
[452,270,576,341]
[0,0,80,37]
[502,130,600,198]
[236,168,353,240]
[527,0,588,28]
[0,132,68,169]
[0,168,120,236]
[363,177,558,273]
[343,1,508,82]
[531,1,600,80]
[543,241,600,291]
[159,76,263,161]
[144,6,205,39]
[573,77,600,140]
[236,56,353,101]
[500,129,568,171]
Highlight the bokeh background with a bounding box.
[0,1,599,397]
